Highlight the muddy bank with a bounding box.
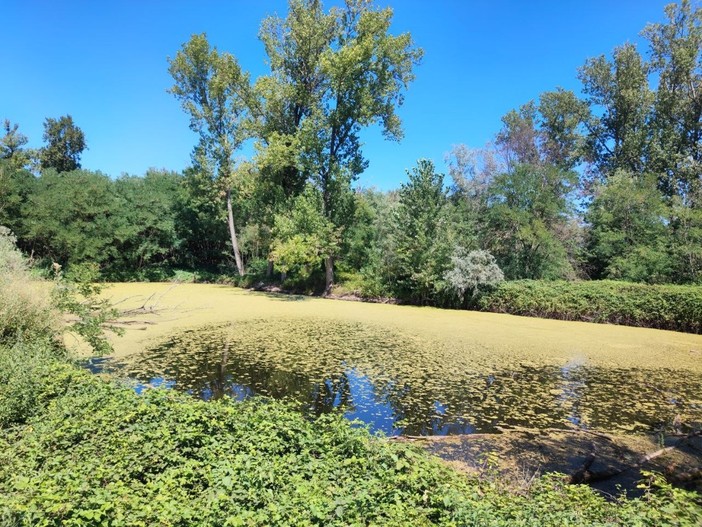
[401,428,702,497]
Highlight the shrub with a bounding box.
[444,248,504,305]
[479,280,702,333]
[0,339,65,428]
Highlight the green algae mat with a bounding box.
[92,283,702,436]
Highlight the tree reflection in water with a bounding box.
[104,319,702,436]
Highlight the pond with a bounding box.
[95,315,702,436]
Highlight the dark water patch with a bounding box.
[100,318,702,437]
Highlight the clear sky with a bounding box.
[2,0,672,190]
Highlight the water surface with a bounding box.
[102,317,702,436]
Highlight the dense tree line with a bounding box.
[1,0,700,304]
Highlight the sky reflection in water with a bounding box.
[92,319,702,436]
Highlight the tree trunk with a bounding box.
[324,256,334,295]
[226,189,245,276]
[266,260,273,278]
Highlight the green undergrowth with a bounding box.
[1,347,701,526]
[479,280,702,334]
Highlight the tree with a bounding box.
[1,120,30,170]
[22,169,118,267]
[168,34,251,276]
[579,43,652,178]
[585,170,671,282]
[643,0,702,200]
[537,88,590,170]
[495,102,541,171]
[444,248,504,306]
[385,159,451,304]
[0,160,35,237]
[174,165,229,270]
[270,185,339,283]
[484,164,577,280]
[39,115,86,173]
[111,170,183,274]
[255,0,423,291]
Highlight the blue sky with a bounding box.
[3,1,671,190]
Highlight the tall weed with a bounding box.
[0,227,58,343]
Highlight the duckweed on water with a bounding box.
[110,317,702,436]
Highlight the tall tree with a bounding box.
[495,102,541,171]
[255,0,422,291]
[578,43,652,178]
[484,164,577,280]
[22,169,117,267]
[385,159,451,304]
[537,88,590,170]
[643,0,702,200]
[0,160,35,237]
[270,185,339,283]
[585,171,670,282]
[39,115,86,173]
[168,34,251,276]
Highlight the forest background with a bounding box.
[1,0,701,309]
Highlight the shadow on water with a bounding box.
[93,317,702,439]
[247,290,309,302]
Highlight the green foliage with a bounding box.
[643,0,702,198]
[253,0,423,288]
[479,279,702,333]
[586,171,671,282]
[51,262,123,356]
[271,185,339,282]
[1,119,30,170]
[0,349,700,525]
[175,166,230,270]
[385,160,453,304]
[109,169,183,276]
[484,164,576,280]
[579,43,652,176]
[669,195,702,283]
[39,115,86,173]
[168,32,252,276]
[22,169,119,268]
[0,339,64,428]
[0,226,58,344]
[0,159,35,237]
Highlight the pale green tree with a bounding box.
[270,185,339,282]
[444,248,504,306]
[168,34,251,276]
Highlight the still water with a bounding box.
[92,317,702,436]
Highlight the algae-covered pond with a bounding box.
[94,283,702,436]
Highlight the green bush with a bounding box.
[479,280,702,333]
[0,339,66,428]
[0,354,700,526]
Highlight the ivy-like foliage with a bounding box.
[1,354,700,525]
